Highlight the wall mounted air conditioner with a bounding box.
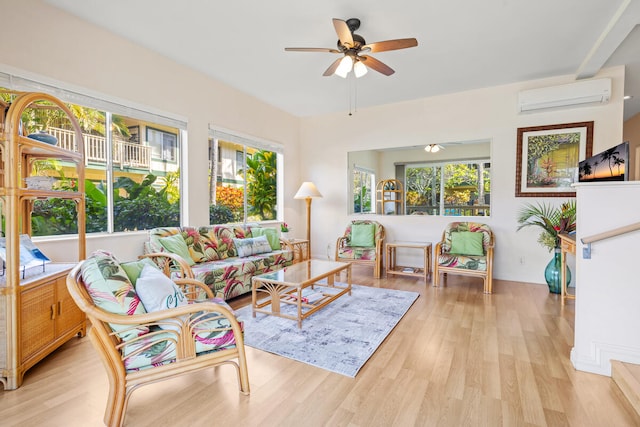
[517,78,611,113]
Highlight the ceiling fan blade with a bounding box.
[323,57,343,76]
[285,47,341,53]
[360,55,395,76]
[362,38,418,53]
[333,18,354,48]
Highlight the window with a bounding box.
[147,126,177,162]
[1,71,185,235]
[353,166,375,214]
[208,128,283,225]
[405,160,490,216]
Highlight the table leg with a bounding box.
[251,278,257,318]
[561,249,567,305]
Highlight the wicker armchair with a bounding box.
[66,252,249,427]
[335,220,385,278]
[433,222,495,293]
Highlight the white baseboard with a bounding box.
[571,343,640,377]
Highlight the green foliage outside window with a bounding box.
[243,150,277,220]
[30,174,179,235]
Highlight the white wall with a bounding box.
[300,68,625,283]
[571,182,640,376]
[0,2,626,285]
[0,1,301,262]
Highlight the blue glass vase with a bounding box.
[544,248,571,294]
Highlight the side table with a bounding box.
[284,238,309,264]
[386,241,432,282]
[558,232,576,305]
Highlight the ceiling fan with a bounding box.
[285,18,418,78]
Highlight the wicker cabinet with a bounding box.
[19,266,82,366]
[0,91,86,390]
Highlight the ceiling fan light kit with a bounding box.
[285,17,418,78]
[424,144,444,153]
[335,56,354,78]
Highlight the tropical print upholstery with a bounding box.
[80,252,243,373]
[147,225,294,300]
[433,222,495,294]
[120,299,241,372]
[80,251,149,341]
[335,220,385,278]
[437,222,492,271]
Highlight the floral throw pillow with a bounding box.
[233,236,272,257]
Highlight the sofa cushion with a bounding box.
[121,257,158,286]
[450,231,484,256]
[233,236,272,257]
[250,227,281,250]
[437,253,487,271]
[190,249,293,299]
[159,234,196,266]
[350,223,375,247]
[80,252,149,341]
[121,305,239,372]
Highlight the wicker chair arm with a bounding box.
[140,252,195,279]
[174,277,215,301]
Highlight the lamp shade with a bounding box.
[335,56,353,78]
[294,181,323,199]
[353,60,368,78]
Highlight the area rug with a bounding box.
[235,284,419,377]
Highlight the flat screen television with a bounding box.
[578,141,629,182]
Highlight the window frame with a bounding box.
[352,165,375,214]
[404,158,491,217]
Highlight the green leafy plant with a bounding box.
[209,204,234,225]
[516,200,576,251]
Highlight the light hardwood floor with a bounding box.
[1,266,639,427]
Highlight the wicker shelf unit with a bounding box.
[0,91,87,390]
[376,179,405,215]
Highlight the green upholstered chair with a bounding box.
[335,220,385,278]
[433,222,495,293]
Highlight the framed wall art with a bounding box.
[578,141,628,182]
[515,121,593,197]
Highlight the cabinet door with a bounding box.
[20,284,56,363]
[55,276,85,336]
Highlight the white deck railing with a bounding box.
[48,127,151,170]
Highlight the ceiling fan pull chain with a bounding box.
[354,75,358,114]
[348,74,353,116]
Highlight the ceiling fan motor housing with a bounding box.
[346,18,361,32]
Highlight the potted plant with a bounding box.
[516,200,576,293]
[280,222,290,239]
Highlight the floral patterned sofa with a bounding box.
[145,225,294,300]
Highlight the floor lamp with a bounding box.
[294,182,323,259]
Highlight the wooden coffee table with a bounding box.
[251,259,352,328]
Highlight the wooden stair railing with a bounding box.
[581,221,640,259]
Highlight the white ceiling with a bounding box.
[47,0,640,119]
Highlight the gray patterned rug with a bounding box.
[235,284,419,377]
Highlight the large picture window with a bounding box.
[208,129,283,225]
[1,73,185,235]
